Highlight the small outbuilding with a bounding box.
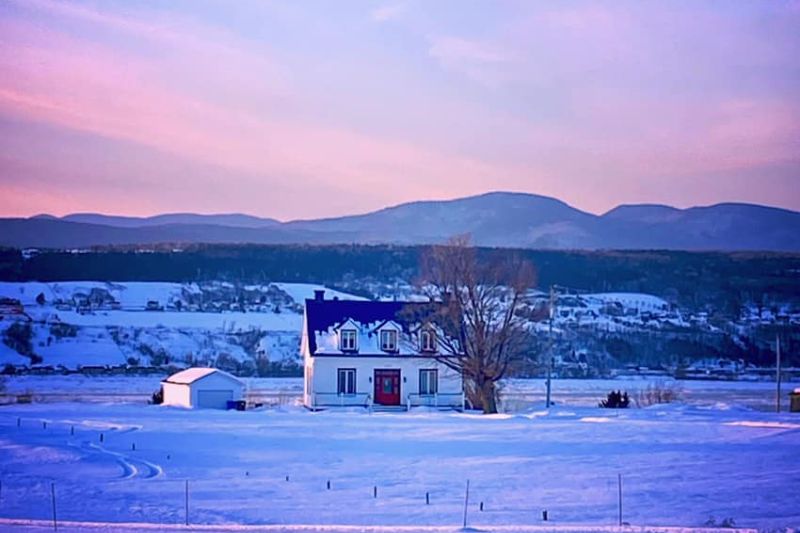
[161,367,245,409]
[790,388,800,413]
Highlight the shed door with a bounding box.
[196,389,233,409]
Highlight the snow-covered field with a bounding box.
[0,401,798,531]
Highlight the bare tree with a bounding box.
[418,235,536,413]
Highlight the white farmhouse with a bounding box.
[161,367,245,409]
[302,291,464,410]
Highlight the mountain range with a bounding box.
[2,192,798,251]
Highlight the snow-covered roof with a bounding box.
[163,367,240,385]
[304,297,456,356]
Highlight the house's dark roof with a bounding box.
[304,298,440,355]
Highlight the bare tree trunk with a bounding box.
[470,377,498,414]
[481,381,498,414]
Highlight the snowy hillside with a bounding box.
[0,282,363,370]
[1,280,797,376]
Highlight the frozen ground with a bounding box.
[0,398,798,531]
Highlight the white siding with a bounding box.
[162,382,191,408]
[162,370,244,409]
[306,356,462,409]
[190,372,244,407]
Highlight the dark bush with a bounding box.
[4,322,34,356]
[599,390,630,409]
[635,381,682,407]
[150,387,163,405]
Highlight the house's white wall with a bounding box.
[307,356,462,408]
[189,373,245,406]
[302,311,315,406]
[162,382,191,407]
[303,355,315,406]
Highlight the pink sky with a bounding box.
[1,0,798,219]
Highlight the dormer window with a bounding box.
[380,329,398,352]
[340,329,358,352]
[420,328,436,353]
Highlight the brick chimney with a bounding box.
[314,290,325,301]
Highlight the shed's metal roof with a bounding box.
[163,367,241,385]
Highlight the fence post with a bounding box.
[51,482,58,531]
[373,486,377,499]
[426,492,429,505]
[462,480,470,529]
[185,480,189,526]
[618,473,623,526]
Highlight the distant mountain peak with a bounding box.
[4,191,799,251]
[57,212,279,229]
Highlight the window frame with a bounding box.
[340,329,358,352]
[337,368,357,395]
[379,329,398,352]
[420,328,437,353]
[419,369,438,396]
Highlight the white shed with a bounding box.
[161,367,245,409]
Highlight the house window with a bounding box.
[419,369,438,396]
[380,329,397,352]
[420,329,436,352]
[337,368,356,395]
[340,329,358,351]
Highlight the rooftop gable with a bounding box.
[304,298,443,355]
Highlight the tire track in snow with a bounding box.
[70,440,163,480]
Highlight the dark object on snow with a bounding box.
[150,387,164,405]
[226,400,246,411]
[789,390,800,413]
[789,389,800,413]
[599,390,630,409]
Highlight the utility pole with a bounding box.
[546,286,557,409]
[776,334,782,413]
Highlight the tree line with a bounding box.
[2,245,799,312]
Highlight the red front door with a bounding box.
[374,369,401,405]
